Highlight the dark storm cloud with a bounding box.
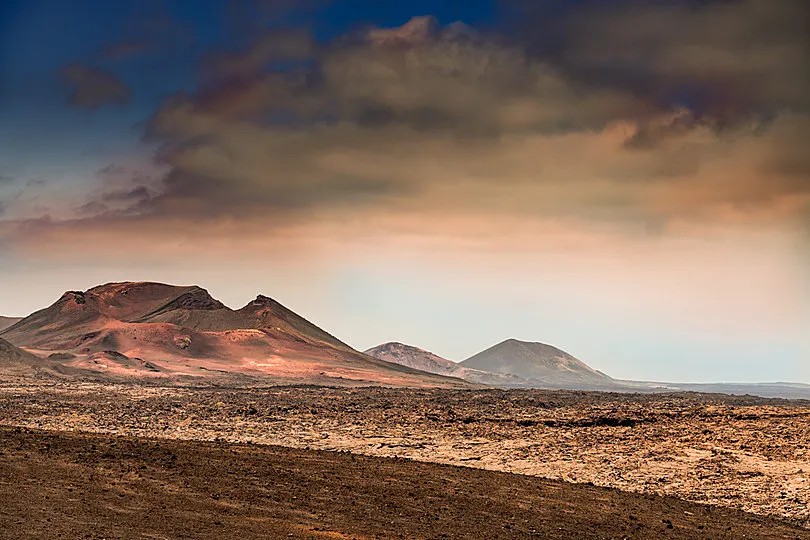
[61,64,131,109]
[509,0,810,121]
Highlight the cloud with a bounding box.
[101,185,151,203]
[203,29,314,81]
[74,166,161,218]
[515,0,810,121]
[61,63,131,109]
[133,17,642,219]
[129,14,809,228]
[6,8,809,253]
[366,15,439,45]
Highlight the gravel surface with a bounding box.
[1,382,808,529]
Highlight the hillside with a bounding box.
[0,337,40,365]
[0,282,472,388]
[365,342,528,387]
[0,337,55,377]
[461,339,613,388]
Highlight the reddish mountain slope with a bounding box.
[0,282,470,388]
[1,291,113,350]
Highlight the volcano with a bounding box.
[0,282,471,388]
[365,342,527,387]
[460,339,613,388]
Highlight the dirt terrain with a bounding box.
[1,382,808,533]
[2,426,808,539]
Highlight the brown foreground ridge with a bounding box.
[1,427,807,540]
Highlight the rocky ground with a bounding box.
[1,381,809,534]
[2,426,808,539]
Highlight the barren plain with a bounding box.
[1,381,808,537]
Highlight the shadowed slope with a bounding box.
[0,337,101,379]
[0,291,114,349]
[0,337,41,366]
[0,337,80,377]
[130,289,352,351]
[0,316,22,332]
[238,295,352,350]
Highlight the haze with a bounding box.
[1,0,809,384]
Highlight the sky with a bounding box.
[1,0,809,383]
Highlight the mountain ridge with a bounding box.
[0,282,473,388]
[365,341,536,387]
[0,316,22,332]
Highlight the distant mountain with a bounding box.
[616,380,810,401]
[365,342,457,373]
[0,282,472,388]
[461,339,613,388]
[0,316,22,332]
[364,342,527,387]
